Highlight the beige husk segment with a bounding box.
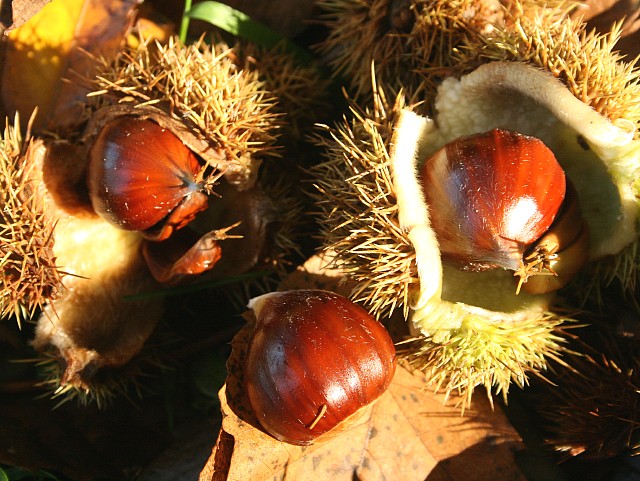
[312,0,640,404]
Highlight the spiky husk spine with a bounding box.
[315,0,577,103]
[0,116,61,323]
[538,330,640,459]
[34,344,161,409]
[315,0,413,100]
[234,42,331,145]
[312,89,416,319]
[454,9,640,133]
[401,314,569,407]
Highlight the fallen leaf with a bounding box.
[1,0,139,131]
[200,253,527,481]
[0,0,51,32]
[204,361,526,481]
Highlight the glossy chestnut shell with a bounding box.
[420,128,566,273]
[245,289,396,445]
[88,117,208,240]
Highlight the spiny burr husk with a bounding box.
[311,44,640,405]
[0,115,62,325]
[537,328,640,459]
[12,124,165,405]
[314,0,575,104]
[5,35,310,404]
[452,5,640,129]
[314,0,502,102]
[0,122,165,405]
[451,6,640,300]
[83,35,280,190]
[311,0,640,404]
[82,35,307,285]
[311,87,569,406]
[34,315,166,409]
[233,41,332,148]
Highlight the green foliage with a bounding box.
[180,1,312,62]
[0,466,59,481]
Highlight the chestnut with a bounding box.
[419,128,587,293]
[88,116,209,241]
[244,289,396,445]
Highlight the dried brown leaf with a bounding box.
[203,363,526,481]
[0,0,51,32]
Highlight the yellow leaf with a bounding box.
[2,0,139,132]
[3,0,85,127]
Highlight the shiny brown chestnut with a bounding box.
[419,128,588,293]
[245,289,396,445]
[88,117,209,241]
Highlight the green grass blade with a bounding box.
[183,1,313,62]
[179,0,193,43]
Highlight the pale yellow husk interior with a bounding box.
[391,62,640,337]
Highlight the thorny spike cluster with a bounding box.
[454,9,640,130]
[312,91,416,319]
[0,32,322,406]
[0,117,61,324]
[538,332,640,458]
[311,88,572,407]
[402,313,568,408]
[88,36,280,185]
[315,0,578,104]
[311,0,640,410]
[233,42,332,142]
